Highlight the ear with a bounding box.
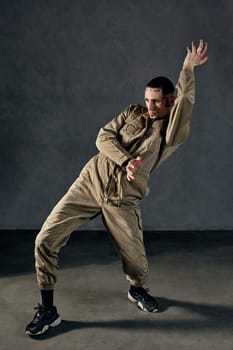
[165,95,176,107]
[167,95,176,107]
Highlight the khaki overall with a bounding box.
[35,69,195,290]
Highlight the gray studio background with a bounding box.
[0,0,232,230]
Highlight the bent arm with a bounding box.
[96,105,132,167]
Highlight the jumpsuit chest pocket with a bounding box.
[119,119,146,146]
[124,122,142,136]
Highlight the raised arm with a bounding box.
[165,39,208,147]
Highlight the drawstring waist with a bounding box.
[104,165,124,206]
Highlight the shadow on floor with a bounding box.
[29,297,233,340]
[1,230,233,277]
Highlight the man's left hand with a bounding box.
[183,39,208,71]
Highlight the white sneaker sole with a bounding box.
[25,316,62,336]
[128,292,158,313]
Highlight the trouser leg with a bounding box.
[35,177,101,290]
[102,203,148,287]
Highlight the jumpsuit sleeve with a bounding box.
[153,68,195,170]
[95,105,133,167]
[166,68,195,146]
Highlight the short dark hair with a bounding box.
[146,76,175,95]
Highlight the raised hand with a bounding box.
[183,39,208,71]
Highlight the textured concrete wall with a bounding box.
[0,0,232,230]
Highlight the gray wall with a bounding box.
[0,0,232,230]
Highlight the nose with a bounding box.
[148,101,156,111]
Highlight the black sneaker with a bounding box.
[25,304,61,336]
[128,286,159,312]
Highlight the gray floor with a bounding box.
[0,230,232,350]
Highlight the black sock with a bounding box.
[130,285,143,292]
[40,290,54,309]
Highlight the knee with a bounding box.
[35,220,69,255]
[35,225,52,253]
[35,231,46,254]
[34,228,58,266]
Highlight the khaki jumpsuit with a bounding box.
[35,68,195,290]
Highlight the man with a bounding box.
[25,39,208,336]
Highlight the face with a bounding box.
[144,87,170,119]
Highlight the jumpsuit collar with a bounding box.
[142,111,169,123]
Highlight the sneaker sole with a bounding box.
[128,292,158,313]
[25,316,62,336]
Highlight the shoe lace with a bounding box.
[34,303,44,311]
[31,304,46,324]
[139,288,154,302]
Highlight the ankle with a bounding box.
[130,285,144,292]
[40,289,54,309]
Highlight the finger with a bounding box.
[129,160,141,171]
[127,169,134,177]
[202,41,208,55]
[127,161,135,168]
[131,156,141,164]
[197,49,202,57]
[201,55,208,64]
[198,39,204,51]
[127,165,136,175]
[197,40,203,55]
[127,173,134,181]
[198,40,208,56]
[191,41,197,53]
[127,165,135,173]
[129,159,138,167]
